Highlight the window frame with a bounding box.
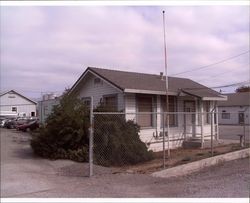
[161,95,178,127]
[136,94,155,128]
[11,106,17,112]
[204,101,210,124]
[81,97,91,107]
[102,94,118,111]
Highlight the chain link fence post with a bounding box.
[210,111,214,156]
[89,96,94,177]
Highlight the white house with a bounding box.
[70,67,227,151]
[0,90,37,117]
[218,92,250,125]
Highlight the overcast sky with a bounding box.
[1,5,249,99]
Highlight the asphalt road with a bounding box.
[1,128,249,198]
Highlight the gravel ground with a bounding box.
[1,128,249,198]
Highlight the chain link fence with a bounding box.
[89,109,249,176]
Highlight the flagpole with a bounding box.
[163,10,170,158]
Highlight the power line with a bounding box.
[195,63,250,83]
[211,81,250,89]
[183,80,249,91]
[170,50,250,76]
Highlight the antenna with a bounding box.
[162,10,170,159]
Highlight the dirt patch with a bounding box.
[120,144,249,174]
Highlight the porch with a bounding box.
[124,93,220,151]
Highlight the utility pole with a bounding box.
[163,10,170,158]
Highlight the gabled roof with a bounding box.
[218,92,250,106]
[0,90,37,104]
[71,67,226,100]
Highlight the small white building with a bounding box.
[218,92,250,125]
[0,90,37,117]
[38,95,60,124]
[70,67,227,151]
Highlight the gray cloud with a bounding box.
[0,6,249,98]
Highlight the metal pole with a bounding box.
[162,113,166,169]
[200,100,204,148]
[243,107,248,147]
[211,108,215,157]
[89,96,94,177]
[215,103,219,140]
[162,10,170,158]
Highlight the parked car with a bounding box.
[4,118,17,129]
[15,117,29,127]
[0,118,7,127]
[16,120,39,132]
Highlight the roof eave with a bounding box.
[202,96,228,101]
[124,88,177,95]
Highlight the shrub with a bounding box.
[30,91,89,162]
[94,106,154,166]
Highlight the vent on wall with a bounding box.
[8,95,15,98]
[94,78,102,85]
[94,78,100,84]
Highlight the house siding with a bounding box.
[76,73,124,111]
[38,98,60,123]
[0,91,36,117]
[218,106,250,125]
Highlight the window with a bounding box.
[137,95,153,127]
[204,101,210,124]
[12,107,17,112]
[161,96,178,127]
[31,112,35,117]
[81,97,91,107]
[222,113,230,119]
[103,95,118,111]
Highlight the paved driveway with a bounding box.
[219,125,250,142]
[1,128,249,198]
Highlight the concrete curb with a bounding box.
[151,148,250,178]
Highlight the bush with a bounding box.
[94,106,154,166]
[31,91,89,162]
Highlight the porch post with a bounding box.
[200,99,204,148]
[156,95,161,134]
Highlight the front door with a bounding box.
[184,101,196,137]
[239,112,244,124]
